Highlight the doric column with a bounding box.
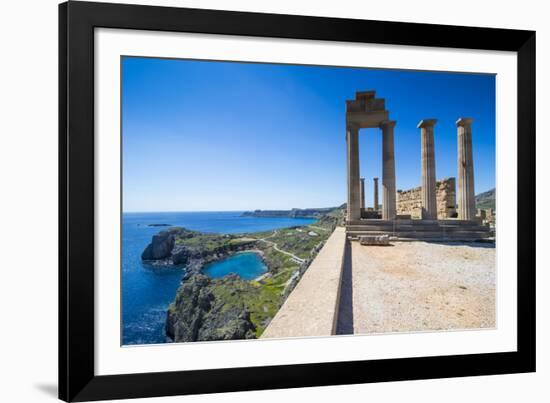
[346,123,361,221]
[380,120,397,220]
[456,118,476,220]
[373,177,379,211]
[359,178,366,211]
[418,119,438,220]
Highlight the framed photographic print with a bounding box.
[59,1,536,401]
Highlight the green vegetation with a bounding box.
[161,205,346,342]
[209,275,285,337]
[173,231,246,251]
[265,228,324,260]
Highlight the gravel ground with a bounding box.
[351,241,496,334]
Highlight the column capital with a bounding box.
[379,120,396,129]
[417,119,438,129]
[456,117,474,127]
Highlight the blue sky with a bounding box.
[122,57,495,212]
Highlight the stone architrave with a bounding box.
[418,119,438,220]
[373,177,379,211]
[380,120,397,220]
[346,123,361,221]
[456,118,476,220]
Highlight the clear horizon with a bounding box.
[122,208,342,213]
[122,57,496,212]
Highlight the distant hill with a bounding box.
[475,188,495,210]
[241,206,340,218]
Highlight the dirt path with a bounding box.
[257,230,305,263]
[350,241,496,334]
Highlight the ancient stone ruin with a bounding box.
[397,177,457,219]
[344,90,493,241]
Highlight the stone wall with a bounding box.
[261,228,346,339]
[397,177,457,219]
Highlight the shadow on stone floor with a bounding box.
[336,240,354,335]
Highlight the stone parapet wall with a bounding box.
[261,227,347,339]
[397,177,457,219]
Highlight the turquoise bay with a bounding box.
[122,211,315,345]
[203,252,267,280]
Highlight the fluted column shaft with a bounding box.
[380,120,397,220]
[346,123,361,221]
[457,118,476,220]
[418,119,438,220]
[373,177,379,211]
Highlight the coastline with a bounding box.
[126,208,344,344]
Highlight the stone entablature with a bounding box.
[397,177,457,219]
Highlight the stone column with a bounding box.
[359,178,366,211]
[418,119,438,220]
[346,123,361,221]
[373,177,379,211]
[380,120,397,220]
[456,118,476,220]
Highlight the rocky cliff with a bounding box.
[165,273,256,342]
[142,206,344,343]
[142,227,262,342]
[141,227,258,273]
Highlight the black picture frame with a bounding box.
[59,1,536,401]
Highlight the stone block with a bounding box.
[359,234,390,246]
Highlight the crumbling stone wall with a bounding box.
[397,177,457,219]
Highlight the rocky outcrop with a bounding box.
[141,229,176,260]
[166,274,256,342]
[141,218,338,342]
[141,227,257,273]
[142,227,260,341]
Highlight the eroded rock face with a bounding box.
[171,246,193,266]
[165,274,213,341]
[166,274,256,342]
[141,230,176,260]
[141,227,260,341]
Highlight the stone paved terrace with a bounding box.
[347,241,496,333]
[261,227,347,339]
[262,230,495,338]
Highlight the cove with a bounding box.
[122,212,314,345]
[202,252,267,280]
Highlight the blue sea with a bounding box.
[122,211,316,345]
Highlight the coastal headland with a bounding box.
[141,206,345,342]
